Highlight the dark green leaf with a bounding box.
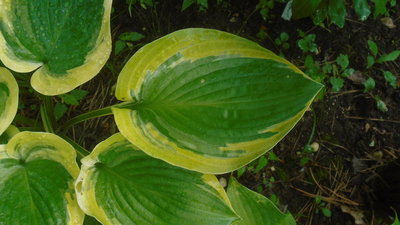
[330,77,344,92]
[377,50,400,63]
[257,30,268,40]
[268,152,280,161]
[328,0,347,28]
[393,213,400,225]
[367,40,378,57]
[114,40,127,56]
[291,0,322,19]
[367,55,375,68]
[54,103,68,121]
[197,0,208,10]
[321,208,332,217]
[300,157,310,166]
[353,0,371,20]
[375,96,388,112]
[313,1,329,25]
[254,156,268,173]
[71,89,89,101]
[383,71,397,88]
[181,0,196,11]
[342,68,354,77]
[336,54,349,70]
[119,32,145,42]
[322,63,333,74]
[280,32,289,42]
[237,166,247,178]
[373,0,388,18]
[363,77,376,92]
[83,216,102,225]
[298,34,317,52]
[304,55,316,69]
[282,43,290,49]
[62,94,79,105]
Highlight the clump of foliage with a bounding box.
[0,1,323,224]
[283,0,397,27]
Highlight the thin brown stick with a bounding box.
[344,115,400,124]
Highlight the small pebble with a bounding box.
[219,177,227,188]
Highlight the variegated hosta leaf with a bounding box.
[76,133,238,225]
[113,28,323,174]
[227,177,296,225]
[0,67,18,136]
[0,0,112,95]
[0,125,19,144]
[0,132,84,225]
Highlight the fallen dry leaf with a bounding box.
[341,205,366,225]
[381,17,396,29]
[347,70,366,84]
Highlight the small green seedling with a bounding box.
[363,77,376,92]
[383,71,398,88]
[275,32,290,50]
[236,151,281,178]
[367,40,400,68]
[315,195,332,217]
[375,96,388,112]
[328,54,354,92]
[298,34,317,53]
[257,0,275,20]
[304,55,326,83]
[54,89,89,121]
[330,77,344,92]
[115,31,145,55]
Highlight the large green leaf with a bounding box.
[0,67,18,136]
[291,0,322,19]
[0,0,112,95]
[227,177,296,225]
[75,133,238,225]
[113,28,322,174]
[0,131,83,225]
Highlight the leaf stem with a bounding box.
[59,106,113,132]
[59,101,139,132]
[40,96,56,133]
[60,135,90,159]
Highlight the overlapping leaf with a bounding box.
[0,0,112,95]
[113,28,323,174]
[227,177,296,225]
[0,67,18,136]
[0,132,83,225]
[76,133,238,225]
[0,125,18,144]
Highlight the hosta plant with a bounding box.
[0,2,322,223]
[113,28,322,174]
[0,67,18,136]
[0,0,112,95]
